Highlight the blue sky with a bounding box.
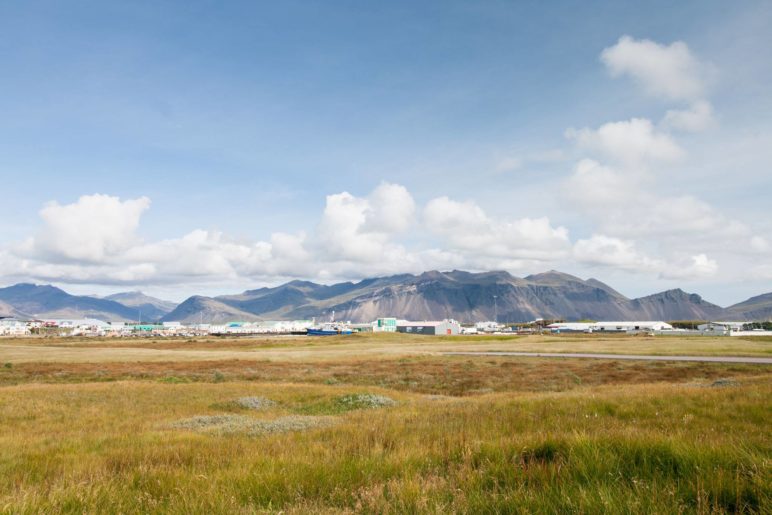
[1,1,770,304]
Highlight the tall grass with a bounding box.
[0,378,769,513]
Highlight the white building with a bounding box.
[208,320,313,335]
[372,317,398,332]
[547,321,674,332]
[590,321,674,332]
[475,321,504,333]
[547,322,594,332]
[0,319,30,336]
[697,321,744,333]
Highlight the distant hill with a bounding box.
[726,293,772,321]
[627,289,726,320]
[0,300,27,319]
[0,283,139,322]
[162,296,261,324]
[103,291,177,321]
[162,270,771,323]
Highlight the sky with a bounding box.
[0,0,770,304]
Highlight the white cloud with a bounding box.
[362,182,416,233]
[563,157,751,241]
[559,31,768,287]
[315,182,415,267]
[561,159,644,217]
[659,254,718,280]
[567,118,683,165]
[423,196,570,262]
[28,194,150,263]
[573,235,719,280]
[2,181,765,290]
[662,101,715,132]
[573,235,657,271]
[600,35,708,101]
[4,185,573,288]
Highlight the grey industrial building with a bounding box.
[396,319,461,336]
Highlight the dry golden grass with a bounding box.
[1,332,770,366]
[0,334,769,513]
[0,378,768,513]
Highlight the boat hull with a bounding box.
[307,329,353,336]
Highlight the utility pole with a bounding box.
[493,295,498,324]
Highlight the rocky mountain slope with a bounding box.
[103,291,176,320]
[0,300,27,319]
[725,292,772,321]
[162,270,761,323]
[3,272,769,324]
[163,296,262,324]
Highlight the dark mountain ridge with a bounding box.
[2,272,769,324]
[157,270,766,323]
[0,283,139,321]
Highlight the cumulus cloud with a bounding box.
[573,235,719,280]
[6,184,574,287]
[567,118,683,166]
[600,35,708,101]
[600,36,716,135]
[561,159,645,219]
[559,37,760,280]
[361,182,416,233]
[315,182,415,267]
[26,194,150,263]
[423,196,570,262]
[659,254,719,280]
[573,235,658,271]
[563,157,750,241]
[662,101,715,132]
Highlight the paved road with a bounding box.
[443,351,772,365]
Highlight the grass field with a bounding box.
[0,333,769,513]
[1,332,771,364]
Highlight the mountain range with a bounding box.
[1,271,771,324]
[162,270,771,323]
[0,283,172,322]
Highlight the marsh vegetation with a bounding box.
[0,334,768,513]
